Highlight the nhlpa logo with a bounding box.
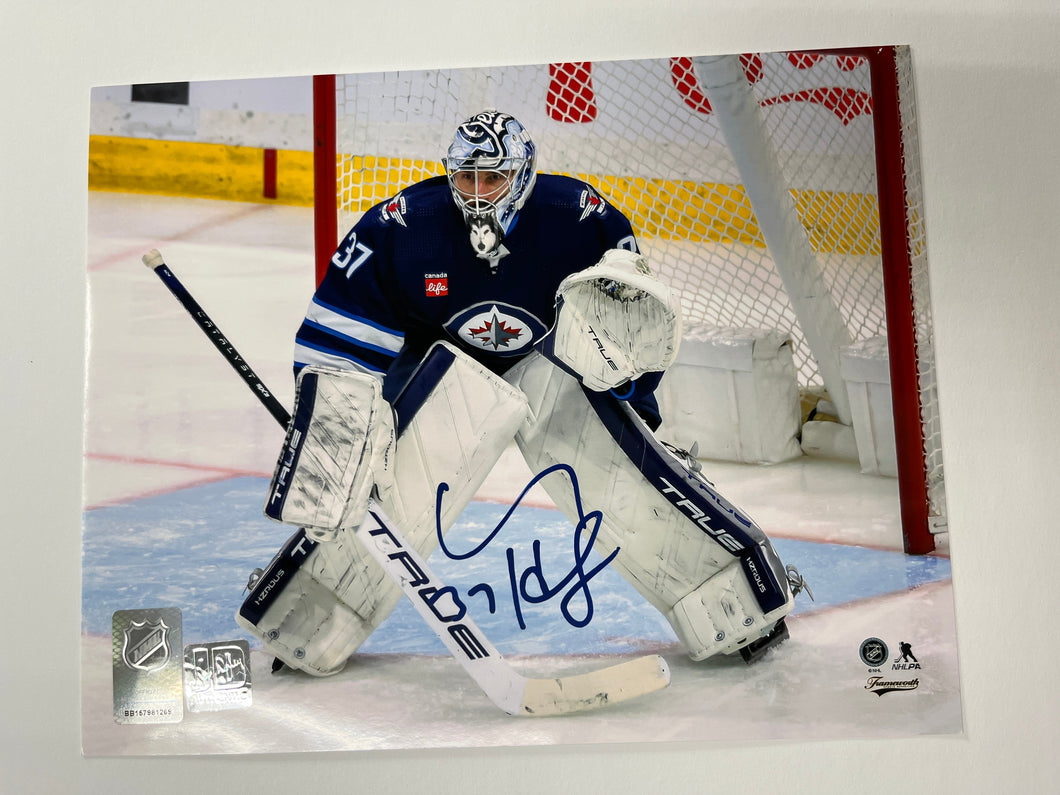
[446,302,546,356]
[578,186,608,221]
[122,618,172,672]
[380,192,408,227]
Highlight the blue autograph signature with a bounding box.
[434,463,618,631]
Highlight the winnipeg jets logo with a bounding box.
[380,191,408,227]
[578,186,608,221]
[469,309,523,350]
[446,302,547,357]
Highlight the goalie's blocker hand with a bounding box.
[264,366,395,541]
[551,249,681,392]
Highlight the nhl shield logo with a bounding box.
[122,618,172,672]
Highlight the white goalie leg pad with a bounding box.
[264,365,394,541]
[236,528,380,676]
[505,352,793,661]
[551,249,681,391]
[668,561,794,660]
[239,343,529,675]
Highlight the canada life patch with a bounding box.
[425,273,448,297]
[445,302,547,357]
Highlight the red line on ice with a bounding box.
[83,451,269,510]
[86,203,272,272]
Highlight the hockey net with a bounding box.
[312,47,945,554]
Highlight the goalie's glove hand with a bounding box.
[552,249,681,392]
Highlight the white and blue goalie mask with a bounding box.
[443,110,537,259]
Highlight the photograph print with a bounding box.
[81,46,961,755]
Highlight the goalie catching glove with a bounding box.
[551,249,681,392]
[264,366,395,541]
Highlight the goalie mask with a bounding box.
[443,110,537,260]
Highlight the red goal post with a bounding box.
[311,47,945,555]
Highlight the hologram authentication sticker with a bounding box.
[182,640,252,712]
[112,607,184,724]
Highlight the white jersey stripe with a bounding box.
[305,298,404,354]
[294,342,387,375]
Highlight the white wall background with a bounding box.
[91,77,313,148]
[3,1,1059,793]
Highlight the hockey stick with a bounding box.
[143,250,290,429]
[142,248,670,716]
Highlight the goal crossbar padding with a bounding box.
[655,323,802,464]
[694,54,854,424]
[237,342,529,674]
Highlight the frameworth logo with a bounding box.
[865,676,920,697]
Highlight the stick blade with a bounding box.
[518,654,670,717]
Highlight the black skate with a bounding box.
[739,618,790,663]
[737,565,810,663]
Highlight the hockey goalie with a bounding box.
[236,110,800,677]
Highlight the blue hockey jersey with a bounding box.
[293,173,662,424]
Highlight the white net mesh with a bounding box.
[331,54,885,388]
[327,50,945,536]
